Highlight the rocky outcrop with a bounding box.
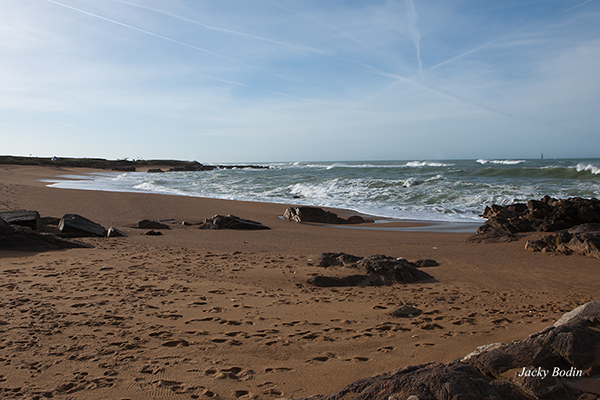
[1,217,92,251]
[307,253,434,287]
[471,196,600,246]
[283,206,373,224]
[59,214,107,237]
[299,301,600,400]
[525,224,600,259]
[197,215,270,230]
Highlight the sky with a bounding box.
[1,0,599,163]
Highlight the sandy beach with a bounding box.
[1,165,598,400]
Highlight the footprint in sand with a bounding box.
[205,366,254,381]
[305,352,336,363]
[264,367,294,373]
[343,356,369,362]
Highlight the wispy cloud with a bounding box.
[46,0,315,91]
[1,0,599,161]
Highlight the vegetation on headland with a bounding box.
[0,155,267,171]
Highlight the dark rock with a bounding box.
[318,252,363,268]
[0,209,41,230]
[308,253,434,287]
[137,220,170,230]
[301,361,530,400]
[525,225,600,258]
[107,227,127,237]
[146,168,164,173]
[473,197,600,251]
[389,304,422,318]
[468,227,519,243]
[197,215,270,230]
[357,255,434,284]
[299,301,600,400]
[283,206,372,224]
[143,230,162,236]
[59,214,107,237]
[283,206,346,224]
[1,217,93,251]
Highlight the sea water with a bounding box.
[43,158,600,223]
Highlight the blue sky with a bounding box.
[1,0,599,163]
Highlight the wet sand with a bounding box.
[0,165,598,399]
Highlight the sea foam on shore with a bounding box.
[42,158,600,223]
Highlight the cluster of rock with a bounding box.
[134,215,270,231]
[1,210,94,251]
[299,302,600,400]
[471,196,600,258]
[524,224,600,259]
[283,206,373,224]
[307,252,435,287]
[1,210,119,238]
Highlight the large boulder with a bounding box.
[1,217,92,251]
[308,253,434,287]
[59,214,107,237]
[283,206,373,224]
[299,301,600,400]
[0,209,41,230]
[197,215,270,230]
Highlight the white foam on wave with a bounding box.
[576,163,600,175]
[477,159,526,165]
[405,161,454,167]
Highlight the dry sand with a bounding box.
[0,165,598,400]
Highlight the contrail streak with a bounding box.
[45,0,314,89]
[404,0,423,74]
[361,0,597,105]
[109,0,328,56]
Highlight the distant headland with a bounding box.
[0,155,268,172]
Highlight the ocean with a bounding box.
[44,158,600,223]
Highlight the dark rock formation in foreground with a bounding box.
[197,215,270,230]
[0,217,92,251]
[307,253,434,287]
[525,224,600,259]
[299,301,600,400]
[1,209,127,250]
[283,206,373,224]
[59,214,108,237]
[470,196,600,249]
[0,209,42,230]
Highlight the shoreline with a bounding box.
[1,164,598,399]
[19,164,484,233]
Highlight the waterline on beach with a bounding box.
[42,158,600,223]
